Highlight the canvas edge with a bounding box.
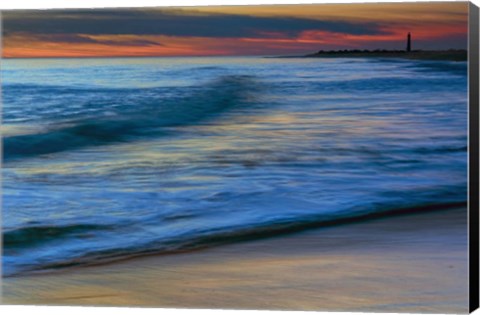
[469,1,480,313]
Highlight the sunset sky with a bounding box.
[2,2,469,58]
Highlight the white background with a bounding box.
[0,1,479,315]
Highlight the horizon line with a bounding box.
[2,48,468,60]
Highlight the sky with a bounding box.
[1,2,469,58]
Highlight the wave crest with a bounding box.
[3,75,257,160]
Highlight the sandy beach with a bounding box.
[2,207,468,313]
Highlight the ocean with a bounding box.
[1,56,468,276]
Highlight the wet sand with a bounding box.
[1,208,468,313]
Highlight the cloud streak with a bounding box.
[30,34,163,46]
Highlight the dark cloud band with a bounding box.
[3,8,386,39]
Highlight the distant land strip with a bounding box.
[272,49,467,61]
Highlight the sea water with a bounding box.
[1,56,468,275]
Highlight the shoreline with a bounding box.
[2,207,468,313]
[270,50,467,61]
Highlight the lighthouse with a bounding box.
[407,32,411,52]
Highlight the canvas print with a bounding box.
[1,1,478,313]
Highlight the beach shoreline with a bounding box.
[2,207,468,313]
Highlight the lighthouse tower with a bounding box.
[407,32,411,52]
